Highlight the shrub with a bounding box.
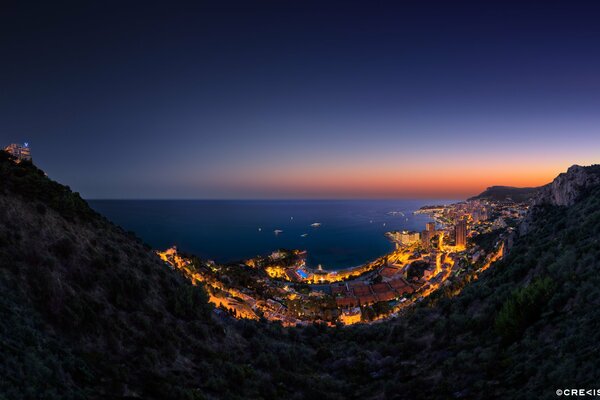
[495,277,555,343]
[169,285,211,321]
[50,237,75,260]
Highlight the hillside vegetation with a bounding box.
[468,185,539,202]
[2,151,600,400]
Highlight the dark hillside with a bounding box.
[468,185,539,202]
[0,151,351,400]
[3,151,600,400]
[0,151,218,398]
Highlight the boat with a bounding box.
[274,229,283,234]
[258,227,262,232]
[387,211,405,217]
[311,222,321,227]
[300,233,308,237]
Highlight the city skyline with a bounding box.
[2,1,600,199]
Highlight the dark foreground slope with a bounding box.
[0,153,348,400]
[0,153,218,399]
[2,151,600,400]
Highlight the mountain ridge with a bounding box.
[468,185,540,202]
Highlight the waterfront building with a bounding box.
[426,222,436,232]
[391,230,420,245]
[455,219,467,248]
[4,142,31,162]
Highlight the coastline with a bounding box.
[90,198,443,270]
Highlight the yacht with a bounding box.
[388,211,405,217]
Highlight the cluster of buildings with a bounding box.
[331,278,415,308]
[444,199,528,243]
[258,249,382,284]
[387,221,442,249]
[159,194,531,326]
[3,142,31,162]
[419,201,497,248]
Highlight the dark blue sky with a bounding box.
[2,1,600,198]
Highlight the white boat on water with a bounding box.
[311,222,321,227]
[274,229,283,234]
[388,211,405,217]
[301,233,308,237]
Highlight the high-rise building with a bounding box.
[426,222,436,232]
[421,229,434,248]
[4,143,31,162]
[455,219,467,248]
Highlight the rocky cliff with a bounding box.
[520,164,600,235]
[534,164,600,207]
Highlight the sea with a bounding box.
[88,200,456,270]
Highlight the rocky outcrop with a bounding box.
[520,164,600,235]
[534,165,600,207]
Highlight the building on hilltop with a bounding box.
[4,142,31,162]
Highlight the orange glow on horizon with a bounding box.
[212,160,566,198]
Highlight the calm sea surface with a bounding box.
[88,200,454,270]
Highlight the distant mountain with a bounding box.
[469,185,540,202]
[3,152,600,399]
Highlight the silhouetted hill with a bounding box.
[3,151,600,400]
[469,185,539,202]
[0,151,354,399]
[0,151,219,399]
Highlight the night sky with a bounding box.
[2,1,600,199]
